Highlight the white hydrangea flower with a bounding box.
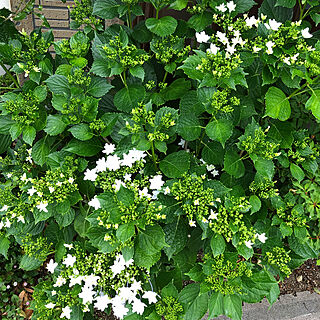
[94,294,112,311]
[60,306,72,319]
[301,27,312,38]
[256,233,268,243]
[84,168,98,181]
[196,31,210,43]
[106,154,121,171]
[79,286,96,304]
[54,276,67,287]
[0,205,9,212]
[226,1,236,12]
[45,302,56,309]
[142,291,158,304]
[216,31,229,45]
[96,157,108,172]
[102,143,116,155]
[88,196,101,210]
[216,3,227,12]
[36,201,48,213]
[265,19,282,31]
[245,16,259,28]
[62,254,76,268]
[189,220,196,227]
[207,43,219,55]
[149,175,164,190]
[245,240,254,248]
[46,259,58,274]
[265,41,275,55]
[132,298,147,315]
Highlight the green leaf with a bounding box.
[253,157,274,180]
[145,16,178,37]
[87,77,113,98]
[265,87,291,121]
[280,222,293,237]
[201,141,224,165]
[237,243,254,259]
[188,12,212,31]
[259,0,293,22]
[210,234,226,257]
[0,237,10,259]
[0,134,11,153]
[93,0,119,19]
[45,115,68,136]
[234,0,256,12]
[116,186,134,206]
[160,151,190,178]
[45,74,70,96]
[170,0,188,10]
[34,85,47,102]
[290,163,304,182]
[208,292,224,319]
[90,59,111,77]
[129,66,145,80]
[224,149,245,178]
[23,126,36,145]
[87,226,119,253]
[134,246,161,269]
[55,208,75,228]
[206,119,233,147]
[68,124,93,141]
[249,195,261,213]
[101,113,119,137]
[177,114,201,141]
[223,294,242,320]
[185,293,208,320]
[161,78,191,101]
[114,85,146,112]
[116,223,135,242]
[64,138,102,156]
[275,0,295,8]
[268,121,293,148]
[305,89,320,120]
[20,255,43,271]
[137,225,167,256]
[0,116,14,134]
[178,283,200,307]
[32,137,50,166]
[164,220,188,260]
[288,236,319,259]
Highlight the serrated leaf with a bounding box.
[31,137,50,166]
[265,87,291,121]
[145,16,178,37]
[160,151,190,178]
[224,149,245,178]
[177,113,201,141]
[206,119,233,147]
[210,234,226,257]
[305,89,320,120]
[114,85,146,112]
[68,124,93,141]
[45,115,68,136]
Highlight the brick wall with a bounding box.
[11,0,78,40]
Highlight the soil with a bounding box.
[279,259,320,295]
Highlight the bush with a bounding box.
[0,0,320,319]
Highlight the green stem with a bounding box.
[120,71,128,88]
[0,86,18,90]
[162,71,168,83]
[127,5,133,29]
[0,62,21,88]
[156,8,159,19]
[150,141,158,170]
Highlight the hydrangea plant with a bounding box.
[0,0,320,319]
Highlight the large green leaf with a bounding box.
[275,0,295,8]
[23,126,36,145]
[305,89,320,120]
[0,134,11,153]
[64,138,102,156]
[265,87,291,121]
[45,74,70,96]
[44,115,68,136]
[32,137,50,166]
[223,294,242,320]
[87,77,113,98]
[20,255,43,271]
[145,16,178,37]
[0,236,10,259]
[160,151,190,178]
[93,0,119,19]
[161,78,191,101]
[114,85,146,112]
[206,119,233,147]
[259,0,293,22]
[208,292,224,319]
[185,293,208,320]
[223,149,245,178]
[68,124,93,141]
[177,114,201,141]
[201,141,224,165]
[210,234,226,257]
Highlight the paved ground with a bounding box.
[204,291,320,320]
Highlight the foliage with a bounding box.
[0,0,320,319]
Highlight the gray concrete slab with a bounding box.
[204,291,320,320]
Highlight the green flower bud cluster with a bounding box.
[55,38,89,59]
[67,68,91,87]
[265,247,291,277]
[151,35,190,65]
[207,89,240,115]
[13,32,51,72]
[3,92,41,126]
[69,0,101,27]
[102,36,150,69]
[21,234,53,261]
[209,197,255,243]
[277,206,306,228]
[170,174,216,223]
[155,296,183,320]
[204,254,252,295]
[212,15,248,35]
[127,103,176,143]
[249,179,279,199]
[306,50,320,76]
[89,118,106,132]
[197,51,240,81]
[27,168,78,204]
[239,128,280,160]
[187,4,206,14]
[145,80,156,91]
[61,96,98,124]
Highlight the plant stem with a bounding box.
[150,141,158,170]
[156,8,159,19]
[127,5,133,29]
[0,86,18,90]
[162,71,168,83]
[120,71,128,88]
[0,62,21,88]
